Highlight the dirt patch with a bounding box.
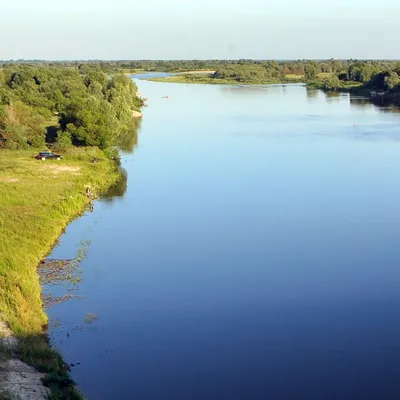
[131,110,143,118]
[177,70,216,75]
[41,165,81,174]
[8,206,35,215]
[0,178,19,183]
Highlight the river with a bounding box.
[45,77,400,399]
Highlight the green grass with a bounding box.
[341,81,364,89]
[285,74,304,81]
[147,72,337,86]
[308,79,363,91]
[147,72,333,86]
[0,147,120,334]
[318,72,334,79]
[0,146,121,399]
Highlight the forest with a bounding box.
[0,64,143,150]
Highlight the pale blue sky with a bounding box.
[1,0,399,60]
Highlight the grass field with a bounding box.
[0,147,120,334]
[0,147,120,398]
[285,74,304,80]
[146,72,336,85]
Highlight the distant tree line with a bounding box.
[0,64,143,150]
[1,60,400,149]
[117,59,400,91]
[104,59,399,75]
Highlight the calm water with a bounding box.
[45,80,400,399]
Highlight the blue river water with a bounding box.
[45,78,400,399]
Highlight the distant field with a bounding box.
[318,72,334,79]
[176,70,216,75]
[284,73,333,80]
[285,74,304,80]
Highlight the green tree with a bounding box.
[304,64,318,81]
[322,75,341,91]
[385,71,400,90]
[0,102,46,149]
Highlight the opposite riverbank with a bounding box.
[0,147,121,399]
[146,72,400,107]
[145,72,305,85]
[143,71,360,89]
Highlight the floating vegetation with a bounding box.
[38,259,81,286]
[84,313,99,324]
[38,240,90,287]
[39,240,90,316]
[48,319,62,329]
[43,294,83,308]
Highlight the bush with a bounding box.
[103,147,121,164]
[0,66,142,151]
[55,130,72,151]
[385,71,400,90]
[322,75,341,91]
[29,134,46,149]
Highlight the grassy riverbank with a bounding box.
[308,79,363,91]
[146,72,330,85]
[0,147,121,398]
[148,72,396,104]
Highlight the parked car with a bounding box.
[35,151,62,160]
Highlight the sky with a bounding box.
[1,0,399,60]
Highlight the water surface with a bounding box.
[46,82,400,399]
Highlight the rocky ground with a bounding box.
[0,322,49,400]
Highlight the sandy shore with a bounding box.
[176,70,216,75]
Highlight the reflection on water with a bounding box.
[350,96,400,114]
[220,83,305,97]
[380,105,400,114]
[324,91,344,102]
[102,117,141,202]
[325,91,341,98]
[131,72,173,80]
[305,86,322,101]
[102,168,128,201]
[116,118,141,154]
[220,85,270,95]
[349,97,378,113]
